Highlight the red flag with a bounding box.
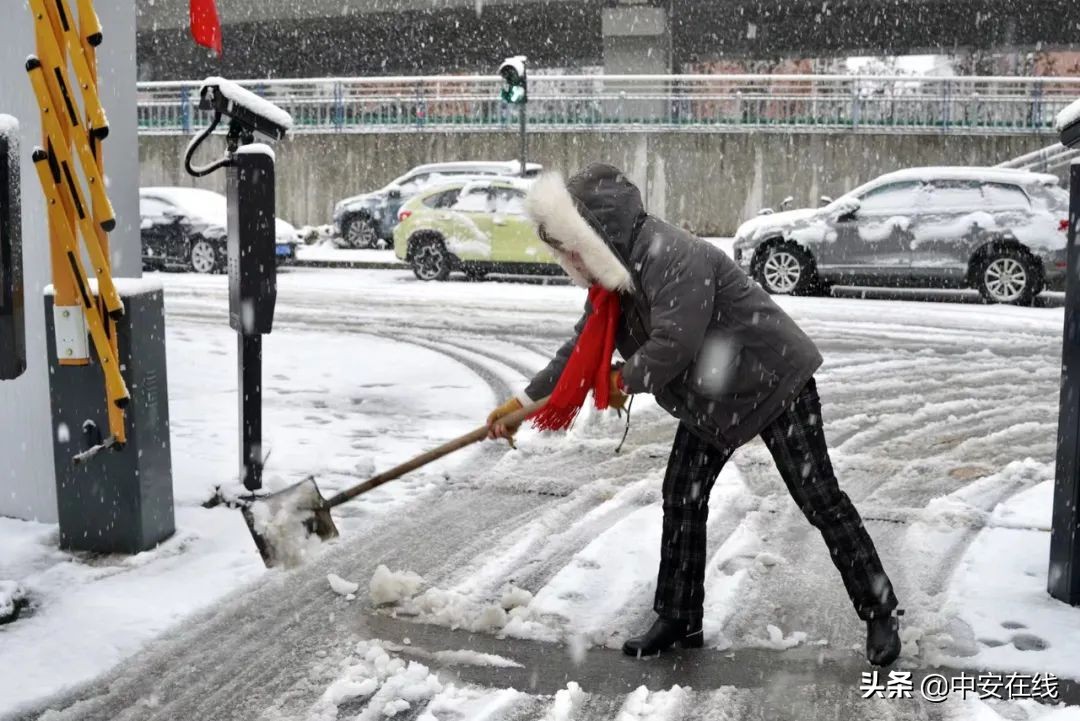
[190,0,223,57]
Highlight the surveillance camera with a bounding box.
[1057,98,1080,150]
[198,77,293,143]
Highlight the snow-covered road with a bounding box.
[10,268,1080,720]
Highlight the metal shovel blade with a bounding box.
[241,476,340,568]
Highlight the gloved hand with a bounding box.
[486,397,524,443]
[609,369,629,414]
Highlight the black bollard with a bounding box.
[1050,106,1080,605]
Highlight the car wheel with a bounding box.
[343,215,379,249]
[188,238,221,274]
[975,248,1040,305]
[754,243,818,295]
[411,238,451,281]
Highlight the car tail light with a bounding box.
[1061,219,1071,233]
[398,209,412,222]
[1057,261,1068,268]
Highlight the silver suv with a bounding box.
[733,167,1069,305]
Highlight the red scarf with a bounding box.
[530,285,621,431]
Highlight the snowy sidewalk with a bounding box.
[0,291,496,716]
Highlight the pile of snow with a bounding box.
[544,682,585,721]
[746,624,808,650]
[370,567,539,636]
[368,565,523,633]
[380,640,523,669]
[246,485,325,568]
[500,584,534,610]
[411,587,510,633]
[369,565,424,605]
[311,641,442,721]
[0,581,27,623]
[417,686,523,721]
[616,685,688,721]
[430,649,523,668]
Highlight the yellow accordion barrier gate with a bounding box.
[26,0,128,450]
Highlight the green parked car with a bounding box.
[392,178,562,281]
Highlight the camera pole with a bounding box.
[185,79,290,494]
[519,103,527,177]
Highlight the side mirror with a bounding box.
[830,198,860,221]
[162,207,183,222]
[819,195,833,207]
[757,207,775,216]
[779,196,795,211]
[387,187,402,200]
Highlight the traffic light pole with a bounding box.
[1050,158,1080,606]
[519,103,527,176]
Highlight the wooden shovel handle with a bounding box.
[326,396,549,508]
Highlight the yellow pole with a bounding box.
[33,0,82,364]
[72,0,125,442]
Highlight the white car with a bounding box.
[140,187,301,273]
[733,167,1070,305]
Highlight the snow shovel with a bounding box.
[242,396,548,568]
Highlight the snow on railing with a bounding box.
[136,74,1080,135]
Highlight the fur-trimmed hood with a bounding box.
[525,164,643,291]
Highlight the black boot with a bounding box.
[866,610,902,666]
[622,616,703,657]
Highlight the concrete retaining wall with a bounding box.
[141,131,1061,235]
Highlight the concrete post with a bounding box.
[602,3,673,123]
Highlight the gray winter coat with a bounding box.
[523,164,822,449]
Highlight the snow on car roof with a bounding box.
[141,186,227,223]
[871,166,1060,188]
[409,160,543,175]
[458,177,536,193]
[411,176,535,196]
[141,186,297,235]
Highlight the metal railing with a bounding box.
[137,74,1080,135]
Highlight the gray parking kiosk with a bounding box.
[185,77,290,492]
[0,115,25,381]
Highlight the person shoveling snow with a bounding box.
[486,164,902,666]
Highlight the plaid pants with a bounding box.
[654,378,898,624]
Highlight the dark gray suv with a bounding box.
[733,167,1070,305]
